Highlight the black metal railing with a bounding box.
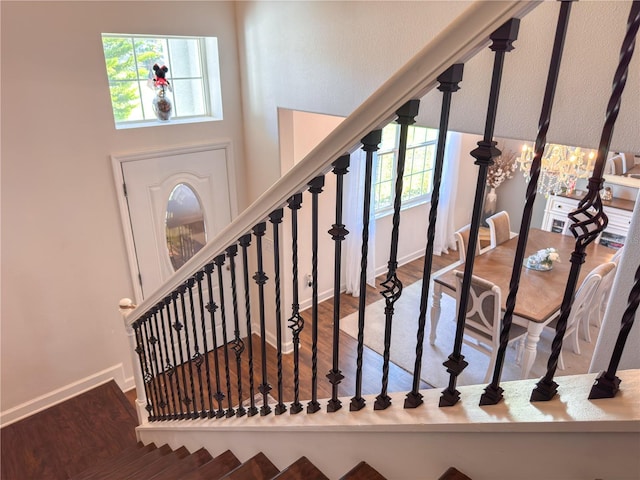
[128,1,639,423]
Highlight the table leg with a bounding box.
[429,283,443,345]
[520,321,545,379]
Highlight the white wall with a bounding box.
[0,1,247,421]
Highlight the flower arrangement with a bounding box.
[525,247,561,271]
[486,149,517,189]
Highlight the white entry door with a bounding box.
[113,143,236,301]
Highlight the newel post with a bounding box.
[119,298,148,425]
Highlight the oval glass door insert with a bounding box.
[165,183,207,271]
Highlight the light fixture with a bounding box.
[517,143,596,197]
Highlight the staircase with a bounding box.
[69,442,393,480]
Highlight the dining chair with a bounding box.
[454,224,491,263]
[544,266,603,370]
[486,210,517,249]
[584,261,617,342]
[453,270,528,383]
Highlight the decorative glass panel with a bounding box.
[165,184,206,271]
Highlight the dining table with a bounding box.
[430,228,616,379]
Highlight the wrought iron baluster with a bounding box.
[239,234,259,416]
[440,18,520,408]
[171,291,191,418]
[195,271,214,417]
[307,176,325,414]
[480,1,572,406]
[186,278,205,417]
[133,321,154,420]
[405,64,464,409]
[375,100,420,410]
[214,254,235,418]
[226,244,246,417]
[533,0,640,402]
[164,295,185,419]
[155,303,175,418]
[287,193,305,414]
[327,155,350,412]
[253,222,272,416]
[141,314,161,420]
[178,283,199,418]
[269,209,287,415]
[350,130,382,412]
[149,308,168,419]
[204,262,225,418]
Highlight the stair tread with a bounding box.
[179,450,242,480]
[438,466,473,480]
[272,456,329,480]
[339,461,387,480]
[148,447,214,480]
[121,445,190,479]
[88,443,173,480]
[220,452,280,480]
[71,443,157,480]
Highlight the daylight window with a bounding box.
[101,34,223,128]
[374,124,438,214]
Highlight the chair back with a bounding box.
[453,270,501,342]
[454,224,480,263]
[589,261,617,325]
[486,210,511,248]
[567,267,604,332]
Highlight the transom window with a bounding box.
[101,34,223,128]
[374,124,438,214]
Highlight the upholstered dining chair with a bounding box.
[486,211,517,249]
[544,265,603,370]
[454,224,489,263]
[584,261,617,343]
[453,270,528,383]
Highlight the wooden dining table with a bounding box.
[430,228,616,379]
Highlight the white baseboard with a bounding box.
[0,363,130,428]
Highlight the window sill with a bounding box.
[115,116,221,130]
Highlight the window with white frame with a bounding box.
[373,123,438,214]
[101,34,223,128]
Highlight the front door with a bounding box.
[113,143,236,301]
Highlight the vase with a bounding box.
[482,187,498,226]
[153,89,172,121]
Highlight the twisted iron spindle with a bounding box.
[480,0,573,406]
[239,233,259,416]
[590,261,640,399]
[151,306,170,418]
[164,295,185,419]
[269,209,288,415]
[405,64,464,409]
[214,254,235,418]
[186,278,206,417]
[142,314,161,420]
[204,262,226,418]
[171,291,191,418]
[307,176,325,414]
[532,0,640,402]
[226,244,247,417]
[133,321,154,420]
[375,100,420,410]
[157,303,177,417]
[253,222,273,416]
[181,279,200,418]
[149,309,168,419]
[195,270,214,417]
[287,193,305,414]
[327,155,350,412]
[441,18,520,408]
[350,130,382,412]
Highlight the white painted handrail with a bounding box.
[126,0,539,324]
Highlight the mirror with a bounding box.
[165,183,207,271]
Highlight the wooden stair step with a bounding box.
[89,443,173,480]
[339,461,387,480]
[438,466,473,480]
[71,443,157,480]
[220,452,280,480]
[272,456,329,480]
[148,447,214,480]
[122,445,190,479]
[179,450,242,480]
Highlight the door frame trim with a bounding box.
[111,141,238,303]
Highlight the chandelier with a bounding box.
[517,143,596,197]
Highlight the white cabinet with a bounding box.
[542,194,634,249]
